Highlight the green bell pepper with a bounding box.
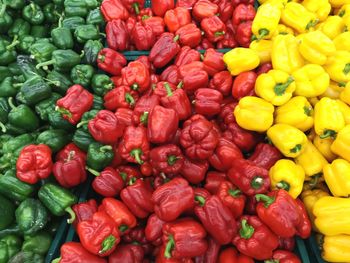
[62,16,85,31]
[22,231,52,255]
[4,124,26,136]
[76,109,99,130]
[46,71,73,95]
[0,77,22,98]
[3,0,25,9]
[48,111,75,130]
[30,40,57,64]
[18,36,36,55]
[64,0,90,17]
[0,194,15,231]
[7,98,39,132]
[16,55,45,80]
[8,63,21,76]
[8,251,44,263]
[0,39,18,66]
[15,198,48,236]
[22,3,45,25]
[87,142,114,171]
[30,25,48,38]
[0,98,10,133]
[74,24,101,43]
[53,0,65,5]
[36,49,82,72]
[0,10,13,34]
[92,74,114,96]
[36,129,70,153]
[82,39,103,65]
[70,64,95,87]
[72,128,96,151]
[8,19,31,38]
[0,170,35,201]
[51,17,74,50]
[92,95,104,110]
[38,183,77,223]
[19,75,52,105]
[0,235,22,263]
[35,93,61,121]
[87,8,105,27]
[0,66,11,80]
[43,3,60,23]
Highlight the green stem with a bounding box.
[99,235,116,255]
[133,2,140,14]
[251,176,263,189]
[255,194,275,208]
[6,36,19,50]
[51,258,61,263]
[214,31,225,36]
[119,224,129,233]
[164,82,173,97]
[164,235,175,259]
[130,148,144,164]
[131,83,139,90]
[0,121,6,133]
[167,155,178,166]
[125,93,135,106]
[36,59,54,70]
[290,144,302,153]
[76,120,89,128]
[303,106,312,116]
[306,19,319,30]
[265,260,279,263]
[128,177,136,185]
[65,207,76,224]
[98,54,105,62]
[0,163,10,170]
[86,166,100,177]
[7,97,16,110]
[120,172,127,181]
[12,83,23,88]
[55,106,72,119]
[100,145,113,152]
[274,76,294,96]
[320,130,337,139]
[142,15,150,20]
[344,63,350,75]
[140,112,149,125]
[173,35,180,42]
[177,81,183,89]
[239,219,254,239]
[257,28,269,40]
[276,181,290,192]
[228,189,241,197]
[195,195,206,206]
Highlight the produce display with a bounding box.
[0,0,350,262]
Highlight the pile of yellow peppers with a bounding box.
[223,0,350,261]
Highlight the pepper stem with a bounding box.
[167,155,178,165]
[142,15,150,20]
[6,36,19,50]
[308,173,322,188]
[306,19,319,30]
[255,194,275,208]
[0,163,10,170]
[133,2,140,14]
[100,145,113,152]
[51,258,61,263]
[274,76,294,96]
[264,260,279,263]
[239,219,254,239]
[119,224,129,232]
[129,177,137,185]
[99,235,116,255]
[195,195,206,206]
[164,235,175,259]
[120,172,127,181]
[125,93,135,106]
[214,31,225,36]
[131,83,139,90]
[303,106,312,116]
[130,148,144,164]
[257,28,269,40]
[0,122,6,133]
[276,181,290,192]
[177,81,183,89]
[140,112,149,125]
[76,120,89,128]
[36,59,55,70]
[290,144,302,153]
[320,130,337,139]
[86,166,101,177]
[55,106,73,119]
[65,207,76,224]
[164,82,173,97]
[228,189,241,197]
[251,176,263,189]
[98,54,105,62]
[7,97,16,110]
[173,35,180,42]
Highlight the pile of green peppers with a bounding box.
[0,0,108,261]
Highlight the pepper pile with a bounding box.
[222,0,350,261]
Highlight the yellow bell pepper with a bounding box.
[308,97,320,107]
[313,136,338,162]
[301,189,329,232]
[255,69,295,106]
[317,16,345,39]
[329,0,350,8]
[223,48,260,76]
[302,0,331,21]
[271,34,304,74]
[340,81,350,105]
[314,196,350,235]
[233,96,274,132]
[272,24,295,38]
[322,235,350,262]
[336,3,350,16]
[267,123,308,158]
[331,125,350,162]
[249,40,272,64]
[292,64,330,97]
[323,159,350,197]
[297,31,336,65]
[314,97,345,138]
[269,159,305,198]
[295,140,328,178]
[252,3,281,40]
[275,96,314,132]
[336,99,350,124]
[318,81,344,99]
[281,2,319,33]
[324,51,350,83]
[333,32,350,52]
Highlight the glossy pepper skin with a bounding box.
[132,22,156,51]
[252,3,281,40]
[233,216,279,260]
[91,167,125,197]
[195,194,236,245]
[217,181,246,219]
[72,200,98,228]
[331,125,350,162]
[179,63,209,93]
[201,49,226,77]
[194,88,223,117]
[122,61,150,93]
[180,158,209,185]
[268,250,301,263]
[132,94,160,125]
[150,33,180,68]
[0,194,15,231]
[101,0,129,21]
[224,48,260,76]
[323,159,350,197]
[232,4,256,25]
[322,235,350,262]
[97,48,127,76]
[209,71,232,97]
[104,86,138,111]
[164,7,191,33]
[150,144,184,175]
[16,144,53,185]
[7,99,39,133]
[152,0,174,17]
[54,242,107,263]
[256,190,312,239]
[218,247,254,263]
[145,213,166,243]
[228,159,270,196]
[248,143,282,170]
[0,234,22,263]
[77,211,120,257]
[176,24,202,48]
[175,47,200,67]
[162,218,208,259]
[193,0,219,21]
[232,71,257,99]
[106,20,129,51]
[109,244,144,263]
[152,178,194,221]
[201,16,226,42]
[142,16,165,38]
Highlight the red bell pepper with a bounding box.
[255,190,312,238]
[150,144,184,175]
[196,38,215,50]
[209,138,243,171]
[104,86,139,111]
[137,7,153,20]
[219,102,237,127]
[193,0,219,21]
[232,4,256,25]
[194,195,236,245]
[152,0,174,17]
[140,162,153,177]
[232,0,254,6]
[209,71,233,96]
[126,17,137,38]
[201,16,226,42]
[147,105,179,144]
[278,237,296,251]
[202,48,226,77]
[179,68,209,93]
[235,21,253,48]
[228,159,270,196]
[119,126,150,164]
[150,33,180,68]
[145,213,166,244]
[111,76,123,87]
[53,143,87,188]
[16,144,53,184]
[136,55,153,74]
[217,27,237,49]
[97,48,127,76]
[256,62,273,75]
[120,0,144,14]
[132,22,156,51]
[160,65,181,85]
[109,244,144,263]
[120,178,154,218]
[132,94,160,125]
[193,88,223,116]
[142,16,165,37]
[106,19,130,51]
[56,85,94,125]
[115,108,133,127]
[99,198,137,234]
[77,211,120,256]
[122,226,152,253]
[152,178,194,221]
[116,165,141,182]
[233,215,279,260]
[122,61,151,93]
[153,81,176,98]
[90,167,125,197]
[217,181,246,219]
[101,0,129,21]
[180,117,219,160]
[248,143,282,170]
[156,246,193,263]
[162,218,208,259]
[218,0,234,22]
[72,200,98,228]
[164,7,191,33]
[180,158,209,184]
[55,242,107,263]
[88,110,123,144]
[268,250,301,263]
[160,84,191,120]
[175,46,201,67]
[218,247,254,263]
[176,0,197,9]
[232,71,257,99]
[194,237,220,263]
[175,24,202,48]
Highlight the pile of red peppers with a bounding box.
[44,0,313,262]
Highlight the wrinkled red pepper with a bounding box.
[217,26,237,49]
[72,199,98,228]
[106,19,130,51]
[175,46,201,67]
[90,167,125,197]
[104,86,138,111]
[176,0,197,9]
[201,16,226,42]
[235,21,253,48]
[145,213,166,244]
[142,16,165,37]
[193,88,223,117]
[193,0,219,21]
[137,7,153,20]
[180,158,209,184]
[116,165,141,182]
[114,108,133,128]
[156,246,193,263]
[179,65,209,93]
[176,24,202,48]
[256,62,273,75]
[109,244,144,263]
[232,4,256,25]
[132,94,160,126]
[101,0,129,21]
[269,250,301,263]
[209,71,233,96]
[150,144,184,175]
[122,61,150,93]
[153,81,176,98]
[218,247,254,263]
[194,237,220,263]
[232,71,257,99]
[126,16,137,38]
[56,242,107,263]
[202,48,226,76]
[248,143,282,170]
[97,48,127,76]
[120,0,144,14]
[150,33,180,68]
[164,7,191,33]
[217,181,246,219]
[160,65,181,85]
[197,38,215,50]
[132,22,156,51]
[218,0,234,22]
[278,237,296,251]
[152,0,174,17]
